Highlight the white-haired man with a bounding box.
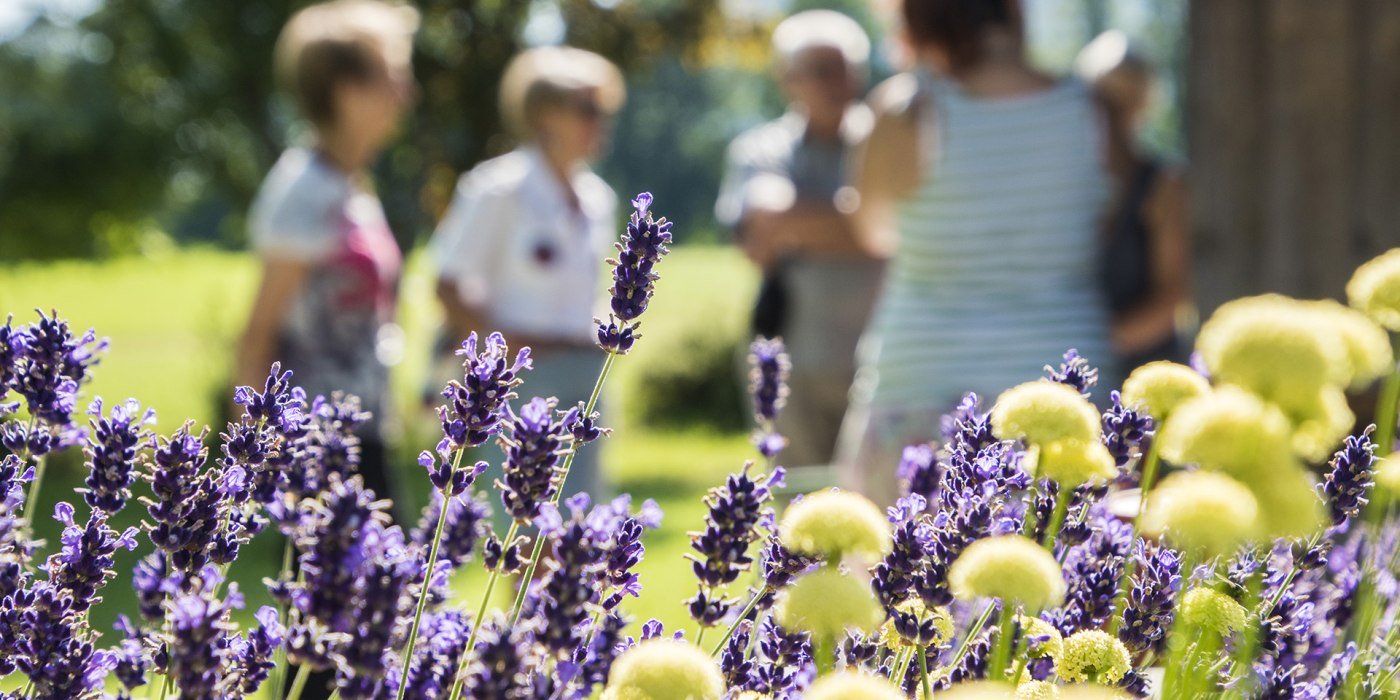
[716,10,884,468]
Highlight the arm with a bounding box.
[236,258,311,389]
[740,200,875,267]
[1112,170,1192,354]
[849,74,925,259]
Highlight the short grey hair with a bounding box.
[772,10,870,72]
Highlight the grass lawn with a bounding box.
[0,244,784,670]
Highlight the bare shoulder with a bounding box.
[868,73,922,120]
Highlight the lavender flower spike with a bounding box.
[749,336,790,460]
[439,331,531,451]
[1321,429,1375,526]
[597,192,673,354]
[81,397,154,515]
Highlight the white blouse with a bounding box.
[429,147,617,344]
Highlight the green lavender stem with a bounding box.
[20,454,46,524]
[1374,350,1400,459]
[393,448,467,700]
[446,521,519,700]
[1041,486,1072,552]
[508,353,616,624]
[285,665,312,700]
[709,586,768,656]
[918,646,933,698]
[1107,436,1164,635]
[988,602,1017,679]
[270,537,295,700]
[944,602,997,675]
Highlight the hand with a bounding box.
[739,210,797,270]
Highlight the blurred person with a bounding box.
[427,46,624,503]
[838,0,1116,503]
[236,0,417,505]
[1077,30,1191,370]
[715,10,884,468]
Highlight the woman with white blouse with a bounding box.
[427,46,624,502]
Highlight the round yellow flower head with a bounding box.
[1018,614,1064,660]
[1121,361,1210,422]
[991,381,1102,447]
[1303,299,1394,389]
[949,535,1067,612]
[1142,471,1260,556]
[1054,630,1131,685]
[804,671,907,700]
[775,567,883,640]
[1280,385,1355,463]
[1059,688,1132,700]
[778,489,892,561]
[1197,295,1347,402]
[1035,439,1118,487]
[1251,468,1325,540]
[935,682,1017,699]
[1017,680,1061,700]
[1179,587,1248,637]
[881,599,955,650]
[1157,387,1295,479]
[1347,247,1400,330]
[1376,454,1400,498]
[601,638,724,700]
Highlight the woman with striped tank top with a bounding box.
[836,0,1116,504]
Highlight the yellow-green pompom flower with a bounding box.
[934,682,1017,699]
[1018,614,1064,660]
[1017,680,1061,700]
[1157,387,1295,479]
[1058,688,1132,700]
[1304,299,1394,389]
[778,489,892,561]
[1054,630,1131,685]
[804,671,907,700]
[1142,471,1260,556]
[1196,295,1348,402]
[1251,468,1325,540]
[881,599,955,650]
[991,381,1102,447]
[1376,454,1400,498]
[1280,385,1355,463]
[1347,248,1400,330]
[1179,587,1249,637]
[601,638,724,700]
[949,535,1067,612]
[1034,439,1117,487]
[1121,361,1210,422]
[775,567,883,640]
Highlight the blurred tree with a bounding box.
[0,0,722,260]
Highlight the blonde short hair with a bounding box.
[772,10,870,72]
[274,0,420,126]
[498,46,626,140]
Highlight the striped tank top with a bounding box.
[858,71,1115,411]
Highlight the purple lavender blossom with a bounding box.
[749,615,812,695]
[81,397,153,514]
[227,362,310,504]
[338,524,414,698]
[687,465,784,627]
[1121,542,1181,656]
[9,310,106,435]
[720,619,755,688]
[498,396,571,524]
[1102,390,1153,475]
[413,491,490,572]
[45,502,139,613]
[167,568,242,698]
[111,616,152,693]
[596,192,673,354]
[482,532,528,574]
[897,443,941,503]
[1321,430,1376,526]
[16,582,118,699]
[439,332,531,451]
[748,337,790,459]
[1049,511,1133,634]
[230,605,283,695]
[402,610,469,700]
[1046,348,1098,397]
[563,401,606,446]
[461,614,536,699]
[873,494,933,612]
